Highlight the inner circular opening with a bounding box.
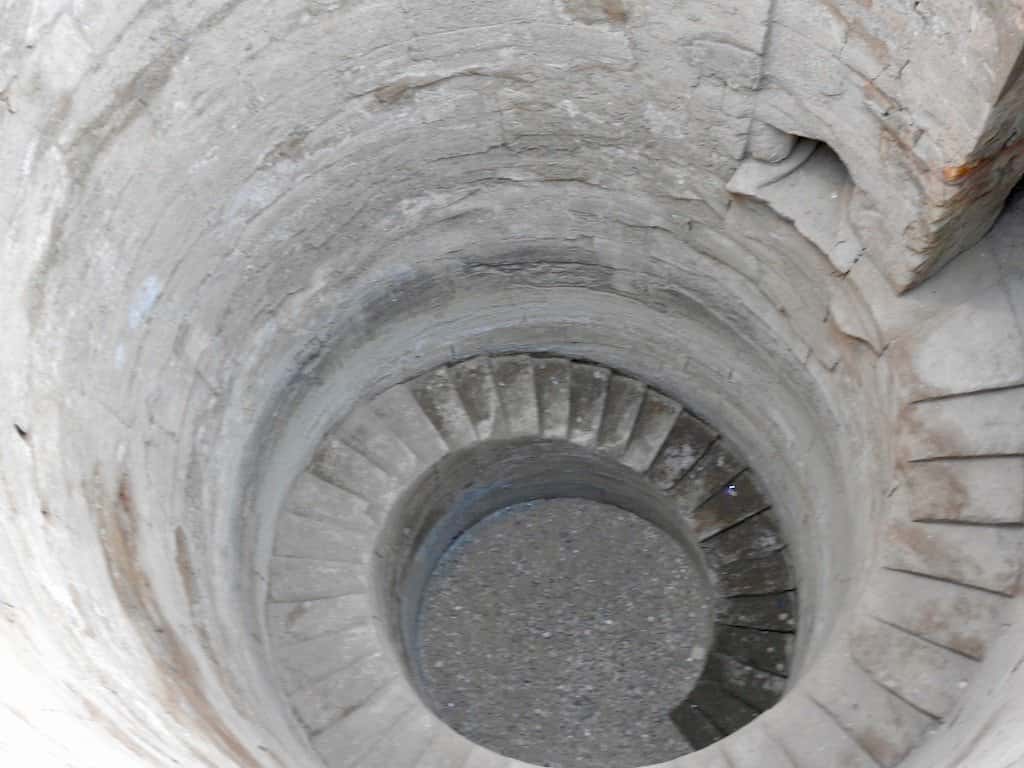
[373,438,722,766]
[417,496,714,768]
[356,365,798,766]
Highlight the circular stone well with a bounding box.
[417,497,714,768]
[265,355,798,766]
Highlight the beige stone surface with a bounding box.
[1,2,1023,766]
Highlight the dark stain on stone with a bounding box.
[562,0,629,24]
[906,462,967,521]
[258,127,311,169]
[897,401,967,461]
[94,471,267,767]
[374,80,413,105]
[175,526,197,608]
[81,698,153,761]
[286,601,312,627]
[358,266,458,335]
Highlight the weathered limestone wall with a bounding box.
[0,1,1022,766]
[758,0,1024,289]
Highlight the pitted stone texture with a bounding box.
[417,498,713,768]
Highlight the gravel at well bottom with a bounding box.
[416,497,715,768]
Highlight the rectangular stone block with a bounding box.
[286,472,375,530]
[717,551,794,597]
[851,617,977,718]
[904,457,1024,524]
[411,367,478,449]
[312,678,418,764]
[371,383,450,464]
[722,721,796,768]
[493,355,540,437]
[276,625,379,693]
[687,469,768,541]
[312,436,398,506]
[568,362,610,448]
[671,442,746,522]
[704,653,786,711]
[621,389,682,472]
[702,511,784,566]
[669,700,723,751]
[865,569,1006,660]
[884,518,1021,596]
[898,386,1024,460]
[339,404,421,480]
[452,357,504,440]
[533,356,571,439]
[597,374,646,456]
[686,681,759,734]
[267,594,373,646]
[716,593,797,632]
[268,557,370,603]
[805,649,935,767]
[763,694,877,768]
[889,284,1024,400]
[274,513,373,564]
[290,651,397,733]
[715,625,792,676]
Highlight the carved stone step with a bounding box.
[851,616,977,717]
[621,389,683,472]
[269,556,369,603]
[686,469,768,541]
[267,354,803,767]
[452,357,505,440]
[704,652,787,711]
[410,367,477,450]
[596,373,646,457]
[648,412,717,490]
[533,356,572,439]
[716,593,797,632]
[568,362,611,448]
[492,354,540,437]
[311,678,419,767]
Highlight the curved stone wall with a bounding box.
[1,2,1023,766]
